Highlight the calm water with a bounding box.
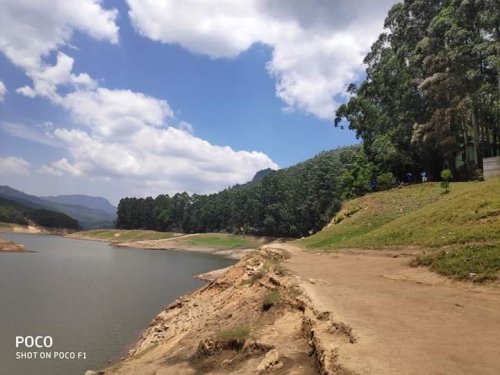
[0,233,234,375]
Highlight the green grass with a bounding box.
[300,179,500,250]
[413,244,500,282]
[216,326,251,340]
[263,291,281,306]
[73,229,176,242]
[188,234,258,249]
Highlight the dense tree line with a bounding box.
[336,0,499,180]
[117,147,375,237]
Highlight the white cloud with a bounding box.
[62,88,173,138]
[0,157,31,175]
[0,121,62,148]
[127,0,396,119]
[17,52,96,102]
[0,0,118,70]
[30,86,278,195]
[0,80,6,101]
[41,114,277,195]
[0,0,280,198]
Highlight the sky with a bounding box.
[0,0,397,204]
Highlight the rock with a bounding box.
[84,371,104,375]
[256,349,283,372]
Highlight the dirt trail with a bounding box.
[278,244,500,375]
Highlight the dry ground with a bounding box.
[283,244,500,375]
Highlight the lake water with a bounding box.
[0,233,235,375]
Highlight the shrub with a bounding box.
[440,169,453,193]
[262,291,281,311]
[377,172,396,191]
[217,326,251,340]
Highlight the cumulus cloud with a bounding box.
[0,157,32,175]
[17,52,96,102]
[34,86,277,195]
[0,80,6,101]
[0,0,118,70]
[0,0,280,198]
[62,88,173,138]
[127,0,396,119]
[40,114,277,195]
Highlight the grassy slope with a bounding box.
[71,230,262,249]
[299,179,500,281]
[70,229,176,242]
[187,233,260,249]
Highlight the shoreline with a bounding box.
[0,238,28,252]
[69,232,262,260]
[92,245,329,375]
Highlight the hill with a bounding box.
[300,178,500,281]
[41,195,116,216]
[0,186,115,229]
[116,146,371,237]
[0,197,79,229]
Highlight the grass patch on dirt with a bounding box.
[188,234,259,249]
[216,326,252,341]
[300,179,500,250]
[262,291,281,311]
[413,244,500,282]
[72,229,176,242]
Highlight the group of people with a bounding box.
[406,171,428,183]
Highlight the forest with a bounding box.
[0,198,80,229]
[116,0,498,238]
[336,0,499,180]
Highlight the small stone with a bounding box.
[257,349,282,372]
[222,359,233,367]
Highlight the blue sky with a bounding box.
[0,0,396,203]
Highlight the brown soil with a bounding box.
[0,238,27,252]
[99,247,320,375]
[93,242,500,375]
[283,244,500,375]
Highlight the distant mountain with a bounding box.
[41,195,116,216]
[0,186,115,229]
[0,197,79,229]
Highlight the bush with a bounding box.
[217,326,251,340]
[413,244,500,282]
[376,172,396,191]
[263,291,281,311]
[440,169,453,193]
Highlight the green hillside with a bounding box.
[299,179,500,281]
[0,198,79,229]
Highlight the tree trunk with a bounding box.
[461,119,470,178]
[471,101,482,169]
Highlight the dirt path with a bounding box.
[278,244,500,375]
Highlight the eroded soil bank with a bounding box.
[89,243,500,375]
[91,245,343,375]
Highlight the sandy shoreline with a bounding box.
[66,232,259,260]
